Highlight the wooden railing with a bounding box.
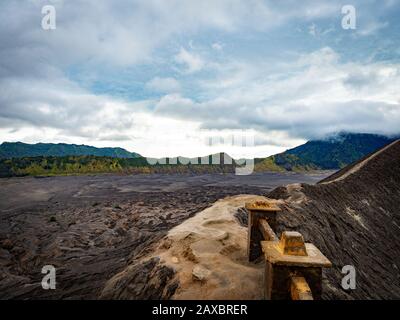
[245,200,332,300]
[258,218,278,242]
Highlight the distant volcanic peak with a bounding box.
[273,132,398,171]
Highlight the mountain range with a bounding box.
[0,142,140,159]
[0,133,397,177]
[255,132,397,171]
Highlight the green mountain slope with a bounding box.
[256,133,397,171]
[0,142,140,159]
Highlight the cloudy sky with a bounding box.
[1,0,400,158]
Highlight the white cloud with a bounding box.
[358,21,389,36]
[3,45,400,157]
[174,47,205,73]
[145,77,181,93]
[212,42,224,51]
[1,1,400,158]
[154,47,400,140]
[308,23,317,36]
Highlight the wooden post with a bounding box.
[262,231,332,300]
[245,200,281,262]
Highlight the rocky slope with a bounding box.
[269,139,400,299]
[101,195,266,300]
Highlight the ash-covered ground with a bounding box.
[0,172,329,299]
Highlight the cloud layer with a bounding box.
[1,0,400,157]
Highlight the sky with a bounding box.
[1,0,400,158]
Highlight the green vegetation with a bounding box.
[256,133,396,172]
[254,156,285,172]
[0,156,124,177]
[0,155,237,178]
[0,142,140,159]
[0,133,396,177]
[280,133,396,170]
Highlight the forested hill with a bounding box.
[1,133,398,177]
[0,153,238,178]
[255,133,398,171]
[0,142,140,159]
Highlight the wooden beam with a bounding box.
[290,276,314,300]
[258,218,278,242]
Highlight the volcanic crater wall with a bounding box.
[268,140,400,299]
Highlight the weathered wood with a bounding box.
[261,239,332,268]
[264,264,323,300]
[290,276,314,300]
[245,201,281,212]
[262,231,331,300]
[279,231,307,256]
[246,200,280,261]
[247,210,264,261]
[246,201,331,300]
[258,218,278,242]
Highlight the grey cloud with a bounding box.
[98,134,135,141]
[0,79,101,129]
[344,70,380,89]
[0,1,399,149]
[155,93,400,140]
